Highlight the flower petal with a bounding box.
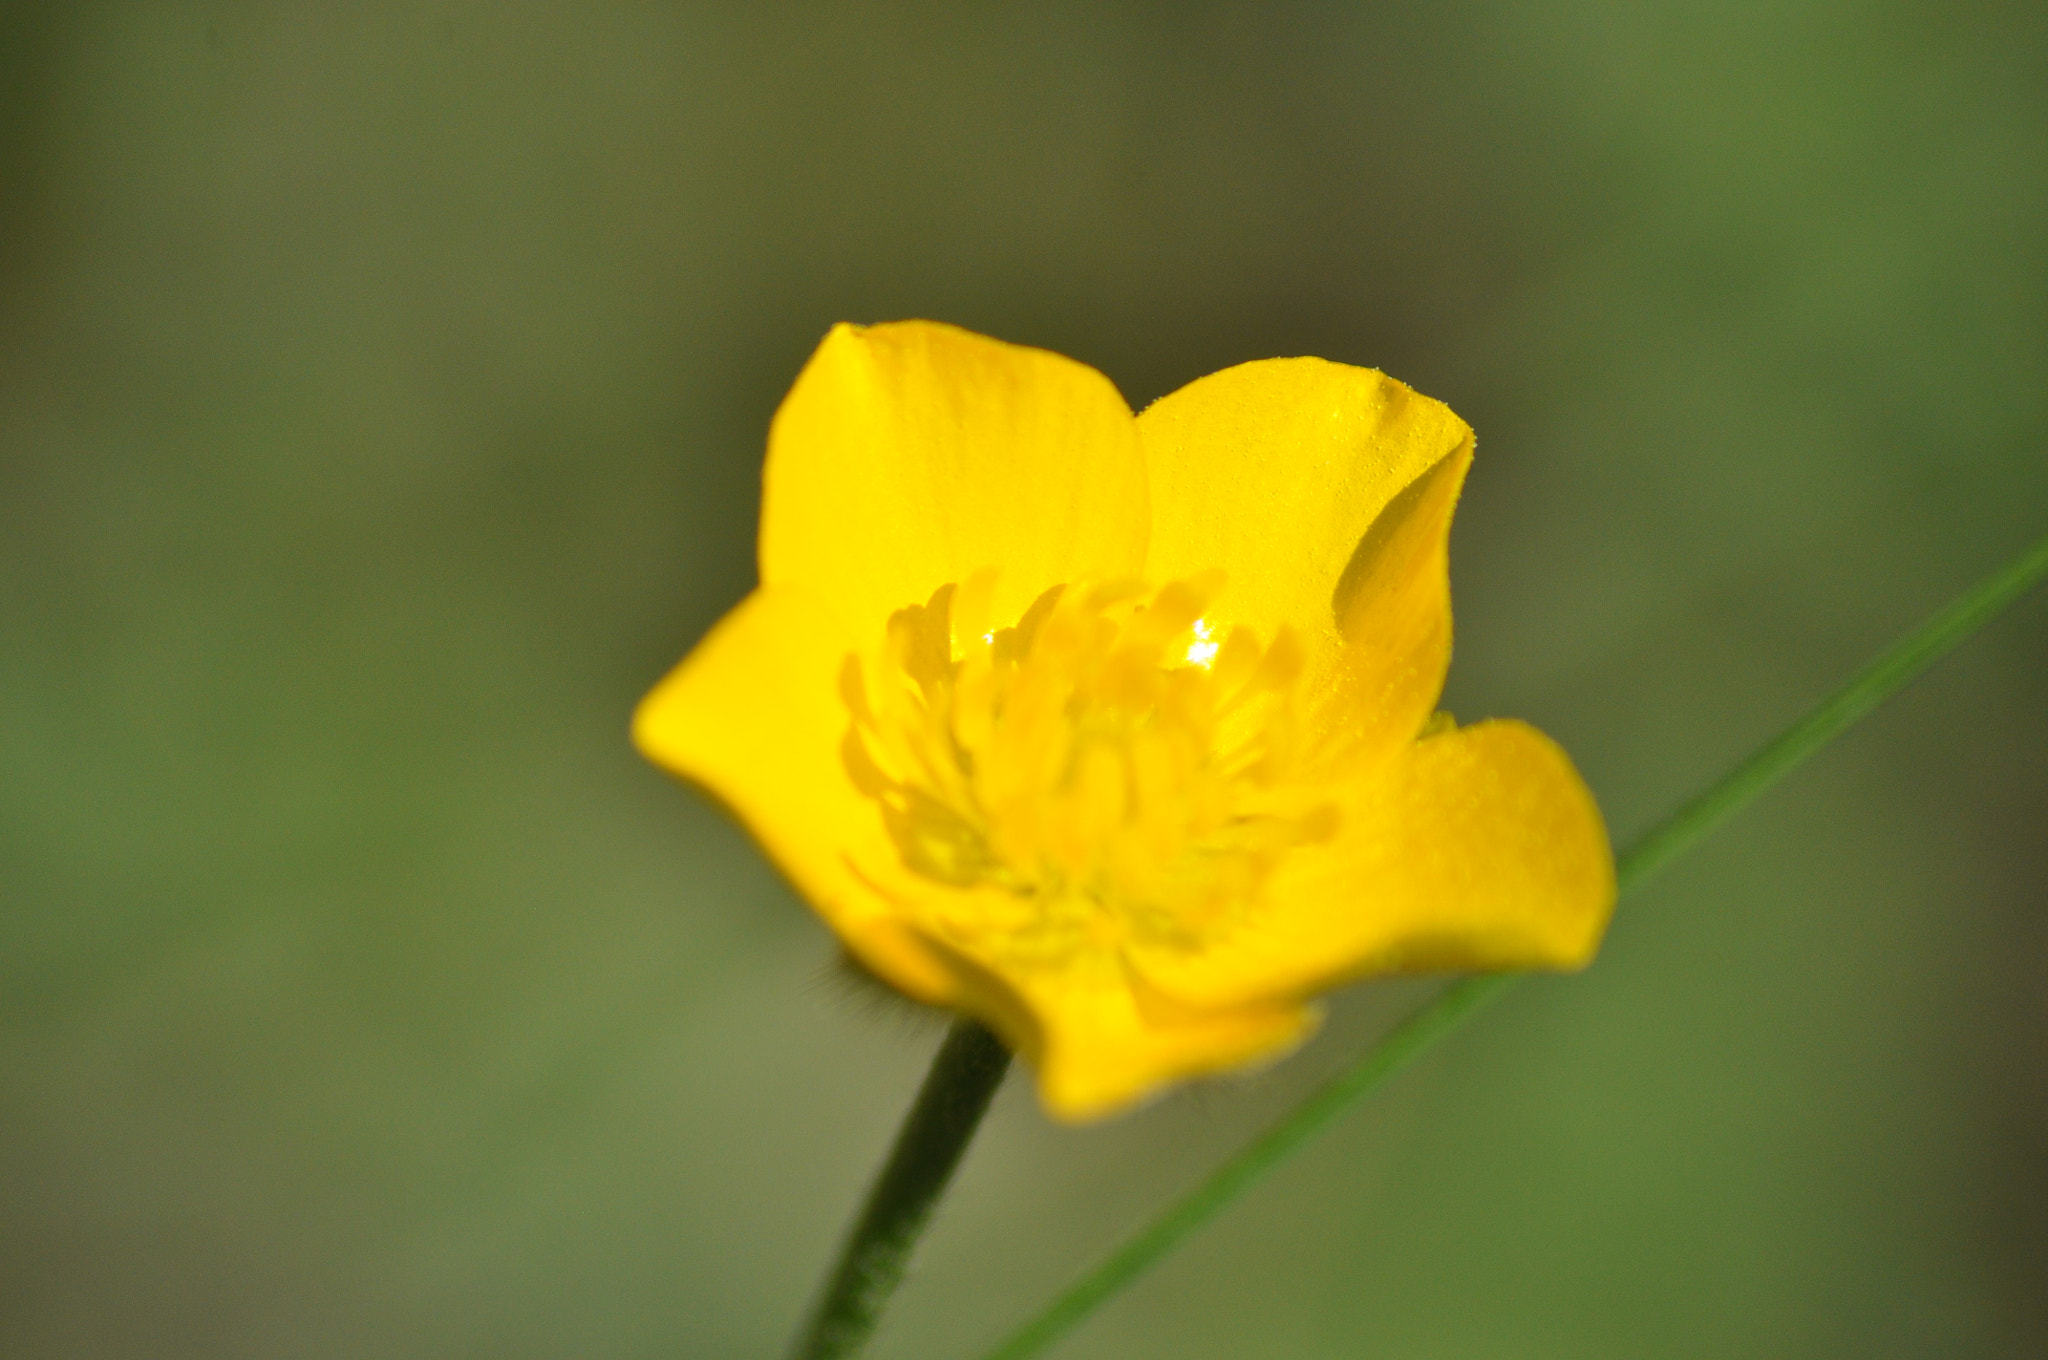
[1032,986,1316,1123]
[1137,359,1473,752]
[761,321,1149,633]
[1128,719,1615,1008]
[632,586,959,1002]
[917,938,1317,1122]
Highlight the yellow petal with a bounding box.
[632,586,959,1003]
[1033,988,1316,1123]
[1128,719,1615,1009]
[1324,435,1472,750]
[918,937,1317,1122]
[761,321,1149,633]
[1137,359,1473,752]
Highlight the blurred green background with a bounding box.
[3,3,2045,1357]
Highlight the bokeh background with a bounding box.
[4,3,2046,1357]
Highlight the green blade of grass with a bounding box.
[978,527,2048,1360]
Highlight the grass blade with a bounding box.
[978,527,2048,1360]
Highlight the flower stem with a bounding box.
[975,525,2048,1360]
[789,1016,1012,1360]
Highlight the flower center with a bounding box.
[841,573,1339,970]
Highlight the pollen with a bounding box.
[841,574,1341,971]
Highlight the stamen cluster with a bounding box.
[841,574,1340,970]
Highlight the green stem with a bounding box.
[977,526,2048,1360]
[979,972,1518,1360]
[1614,527,2048,892]
[789,1016,1011,1360]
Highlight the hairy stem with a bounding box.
[789,1016,1011,1360]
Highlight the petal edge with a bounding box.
[1129,718,1616,1008]
[633,586,960,1002]
[761,321,1149,633]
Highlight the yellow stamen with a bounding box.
[842,576,1340,971]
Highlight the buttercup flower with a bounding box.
[636,321,1614,1121]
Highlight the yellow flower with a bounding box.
[635,321,1615,1121]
